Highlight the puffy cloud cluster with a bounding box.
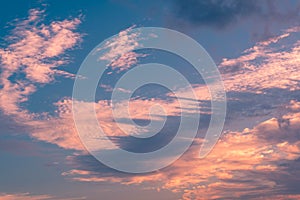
[0,9,81,113]
[0,9,84,150]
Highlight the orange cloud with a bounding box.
[1,10,300,199]
[63,103,300,199]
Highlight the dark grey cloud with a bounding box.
[172,0,259,28]
[171,0,300,33]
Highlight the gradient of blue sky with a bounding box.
[0,1,300,200]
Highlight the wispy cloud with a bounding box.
[63,100,300,199]
[97,26,147,72]
[0,8,84,150]
[219,26,300,93]
[0,193,85,200]
[0,8,81,114]
[61,25,300,199]
[0,193,52,200]
[1,8,300,199]
[40,23,300,156]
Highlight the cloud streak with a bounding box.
[0,192,85,200]
[0,193,52,200]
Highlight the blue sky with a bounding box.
[0,1,300,200]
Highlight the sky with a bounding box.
[0,0,300,199]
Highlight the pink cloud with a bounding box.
[1,10,300,199]
[0,9,84,151]
[0,8,82,113]
[51,24,300,153]
[219,26,300,93]
[61,26,300,199]
[0,193,52,200]
[0,193,85,200]
[97,26,147,72]
[63,101,300,199]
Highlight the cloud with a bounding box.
[8,16,297,154]
[0,193,52,200]
[2,10,298,155]
[3,19,294,155]
[219,26,300,93]
[0,8,81,114]
[0,8,84,151]
[170,0,300,34]
[97,26,147,72]
[1,9,300,199]
[26,99,84,151]
[0,193,85,200]
[54,23,300,155]
[63,101,300,199]
[62,26,300,199]
[172,0,259,29]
